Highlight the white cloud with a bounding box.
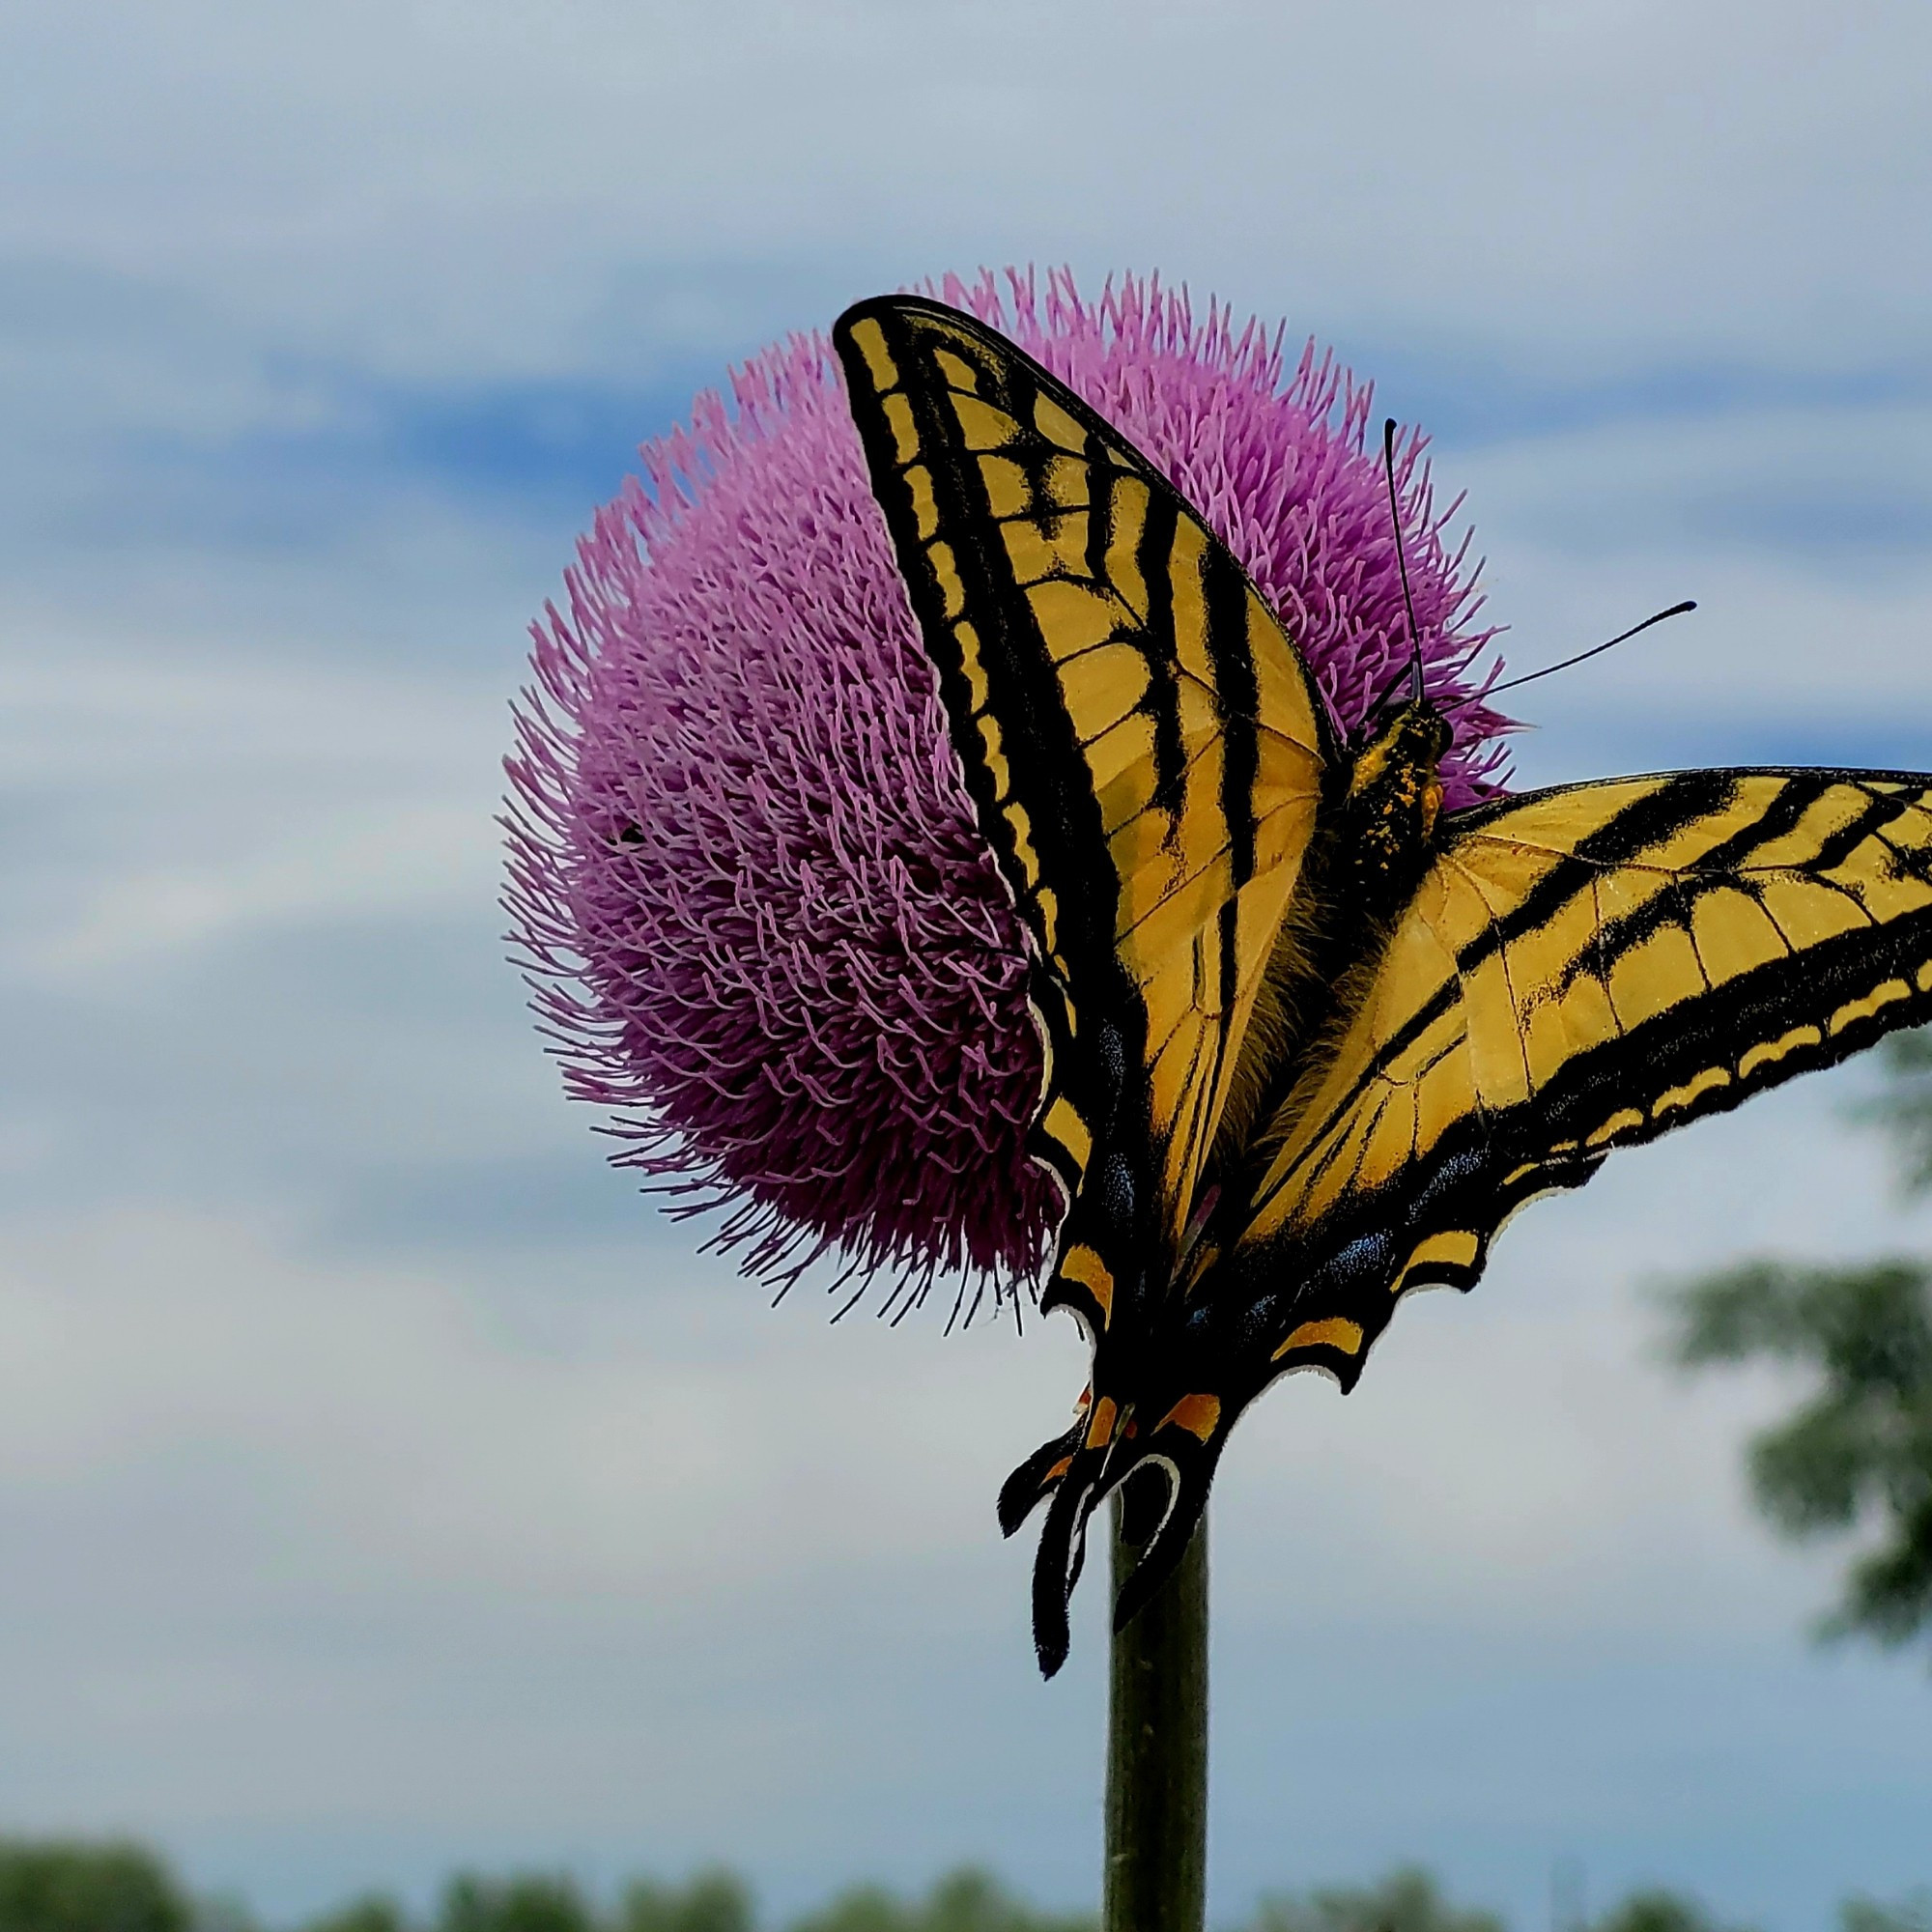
[0,1205,1065,1592]
[2,0,1928,381]
[1462,401,1932,563]
[0,644,506,977]
[1428,397,1932,786]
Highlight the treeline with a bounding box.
[0,1839,1928,1932]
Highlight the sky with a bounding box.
[2,1,1931,1927]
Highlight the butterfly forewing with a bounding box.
[834,297,1331,1332]
[1227,770,1932,1389]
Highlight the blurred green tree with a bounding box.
[784,1869,1090,1932]
[1588,1890,1751,1932]
[619,1872,754,1932]
[1246,1865,1504,1932]
[1662,1036,1932,1652]
[784,1885,903,1932]
[13,1838,1925,1932]
[0,1841,192,1932]
[1840,1893,1932,1932]
[301,1899,407,1932]
[438,1876,594,1932]
[1855,1033,1932,1190]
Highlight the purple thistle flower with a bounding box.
[503,268,1515,1319]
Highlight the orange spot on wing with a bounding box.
[1156,1393,1221,1441]
[1272,1317,1365,1361]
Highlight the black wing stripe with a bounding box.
[1233,905,1932,1403]
[1140,491,1187,806]
[835,294,1333,1373]
[1251,773,1932,1218]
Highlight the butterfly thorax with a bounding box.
[1338,699,1453,911]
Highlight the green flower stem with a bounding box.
[1103,1499,1208,1932]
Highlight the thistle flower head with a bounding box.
[504,268,1514,1318]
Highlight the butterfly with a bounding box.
[833,293,1932,1677]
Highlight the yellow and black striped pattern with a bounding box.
[834,292,1932,1680]
[835,297,1329,1319]
[1239,769,1932,1373]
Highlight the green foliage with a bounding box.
[1662,1253,1932,1645]
[1852,1031,1932,1194]
[1841,1893,1932,1932]
[438,1879,595,1932]
[0,1840,194,1932]
[618,1871,753,1932]
[1247,1865,1504,1932]
[0,1841,1923,1932]
[1660,1025,1932,1653]
[1588,1890,1751,1932]
[785,1869,1089,1932]
[301,1903,406,1932]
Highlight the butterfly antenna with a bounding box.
[1488,600,1697,696]
[1382,416,1425,703]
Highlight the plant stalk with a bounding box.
[1102,1497,1208,1932]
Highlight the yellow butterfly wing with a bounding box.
[1037,767,1932,1651]
[1231,768,1932,1377]
[833,295,1333,1345]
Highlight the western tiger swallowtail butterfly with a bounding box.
[834,294,1932,1676]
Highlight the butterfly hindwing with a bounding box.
[834,296,1333,1337]
[1221,769,1932,1386]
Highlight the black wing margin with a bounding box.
[833,296,1332,1350]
